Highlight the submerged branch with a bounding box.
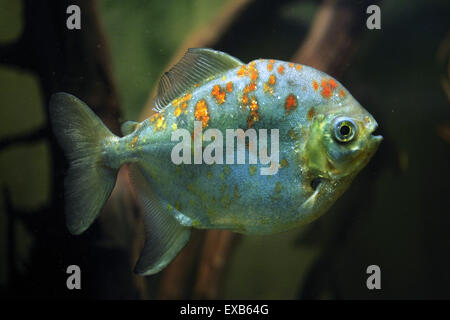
[292,0,378,75]
[0,40,35,71]
[192,230,237,299]
[0,126,49,151]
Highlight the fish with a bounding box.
[49,48,382,276]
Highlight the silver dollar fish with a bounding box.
[50,49,382,275]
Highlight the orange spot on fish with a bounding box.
[312,80,319,91]
[211,84,226,104]
[237,62,258,81]
[244,82,256,94]
[173,92,193,107]
[320,78,337,99]
[249,67,259,81]
[249,97,258,111]
[289,63,294,68]
[328,79,337,89]
[150,113,159,123]
[264,74,276,95]
[263,83,272,95]
[174,107,182,117]
[268,74,276,85]
[154,114,166,131]
[339,89,346,98]
[242,94,248,106]
[295,64,302,71]
[172,99,181,107]
[195,99,210,128]
[321,86,332,99]
[247,97,260,128]
[237,65,247,77]
[277,65,285,75]
[285,94,298,114]
[226,81,233,93]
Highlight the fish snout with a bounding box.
[362,115,383,144]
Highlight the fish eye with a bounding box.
[333,117,357,143]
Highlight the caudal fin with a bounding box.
[49,93,118,235]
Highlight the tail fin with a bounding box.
[49,92,118,235]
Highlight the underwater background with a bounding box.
[0,0,449,299]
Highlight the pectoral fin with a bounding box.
[298,178,331,225]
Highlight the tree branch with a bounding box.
[0,126,49,151]
[292,0,378,75]
[0,40,34,71]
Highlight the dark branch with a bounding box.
[0,40,35,71]
[0,126,49,151]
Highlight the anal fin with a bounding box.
[129,164,191,276]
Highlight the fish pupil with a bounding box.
[340,125,350,136]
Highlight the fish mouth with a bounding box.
[369,122,383,144]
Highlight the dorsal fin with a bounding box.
[153,48,243,112]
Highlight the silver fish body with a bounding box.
[50,49,382,275]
